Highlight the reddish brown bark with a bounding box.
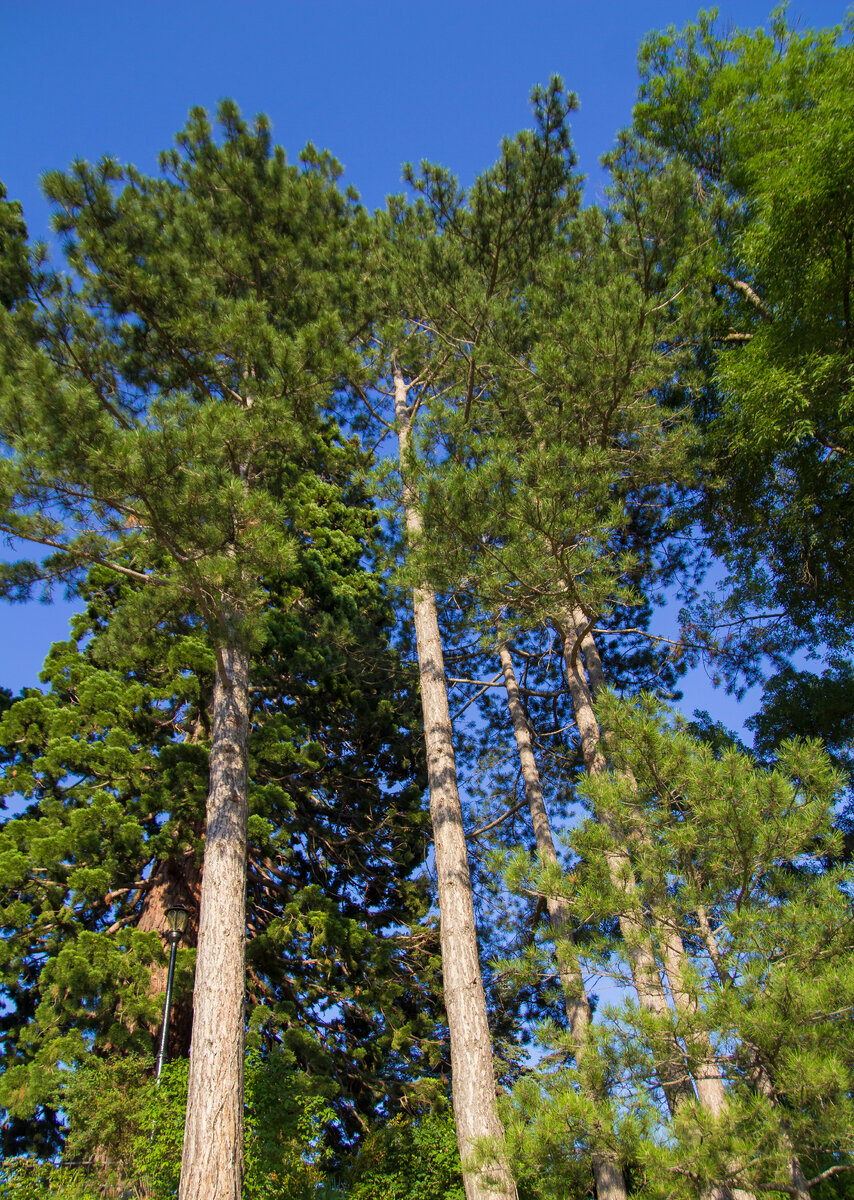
[137,849,201,1061]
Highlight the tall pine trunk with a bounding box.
[559,612,694,1114]
[566,616,756,1200]
[576,618,737,1109]
[179,642,250,1200]
[696,902,809,1200]
[583,611,731,1116]
[394,362,516,1200]
[499,643,626,1200]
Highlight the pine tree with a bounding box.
[0,103,376,1198]
[361,79,581,1200]
[568,693,854,1197]
[498,643,627,1199]
[408,127,714,1125]
[0,518,436,1159]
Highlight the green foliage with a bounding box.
[0,556,438,1148]
[376,76,702,645]
[347,1110,464,1200]
[0,1054,339,1199]
[635,9,854,646]
[748,658,854,779]
[55,1051,335,1199]
[0,181,30,312]
[4,12,854,1194]
[0,102,372,640]
[0,103,437,1152]
[0,1158,98,1199]
[503,692,854,1195]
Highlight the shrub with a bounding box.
[347,1110,464,1200]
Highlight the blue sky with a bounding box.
[0,0,848,713]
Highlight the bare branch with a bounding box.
[467,799,528,840]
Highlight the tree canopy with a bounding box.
[1,9,854,1199]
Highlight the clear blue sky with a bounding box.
[0,0,848,713]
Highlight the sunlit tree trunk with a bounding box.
[696,903,809,1200]
[499,643,626,1200]
[395,362,517,1200]
[179,642,250,1200]
[560,613,693,1115]
[571,616,756,1200]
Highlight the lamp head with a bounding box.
[165,905,190,939]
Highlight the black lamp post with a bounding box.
[155,905,190,1081]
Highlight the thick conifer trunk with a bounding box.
[138,849,202,1060]
[394,362,516,1200]
[179,643,250,1200]
[499,644,626,1200]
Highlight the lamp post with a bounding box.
[155,905,190,1081]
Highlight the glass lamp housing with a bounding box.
[165,905,190,936]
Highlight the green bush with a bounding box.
[347,1110,464,1200]
[0,1158,101,1199]
[56,1050,336,1199]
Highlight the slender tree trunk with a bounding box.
[559,614,693,1114]
[498,645,588,1034]
[394,361,516,1200]
[499,643,626,1200]
[573,619,719,1099]
[696,903,810,1199]
[179,642,250,1200]
[578,624,714,1099]
[575,619,756,1200]
[655,917,729,1116]
[573,613,722,1099]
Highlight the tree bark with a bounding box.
[394,361,517,1200]
[137,848,202,1061]
[574,618,755,1200]
[499,643,626,1200]
[559,613,693,1115]
[178,642,250,1200]
[572,615,721,1099]
[696,904,809,1200]
[655,916,729,1117]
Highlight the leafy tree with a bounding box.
[348,1109,464,1200]
[633,9,854,653]
[3,1053,336,1200]
[0,182,29,312]
[747,658,854,782]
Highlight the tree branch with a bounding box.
[719,273,772,319]
[467,798,528,839]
